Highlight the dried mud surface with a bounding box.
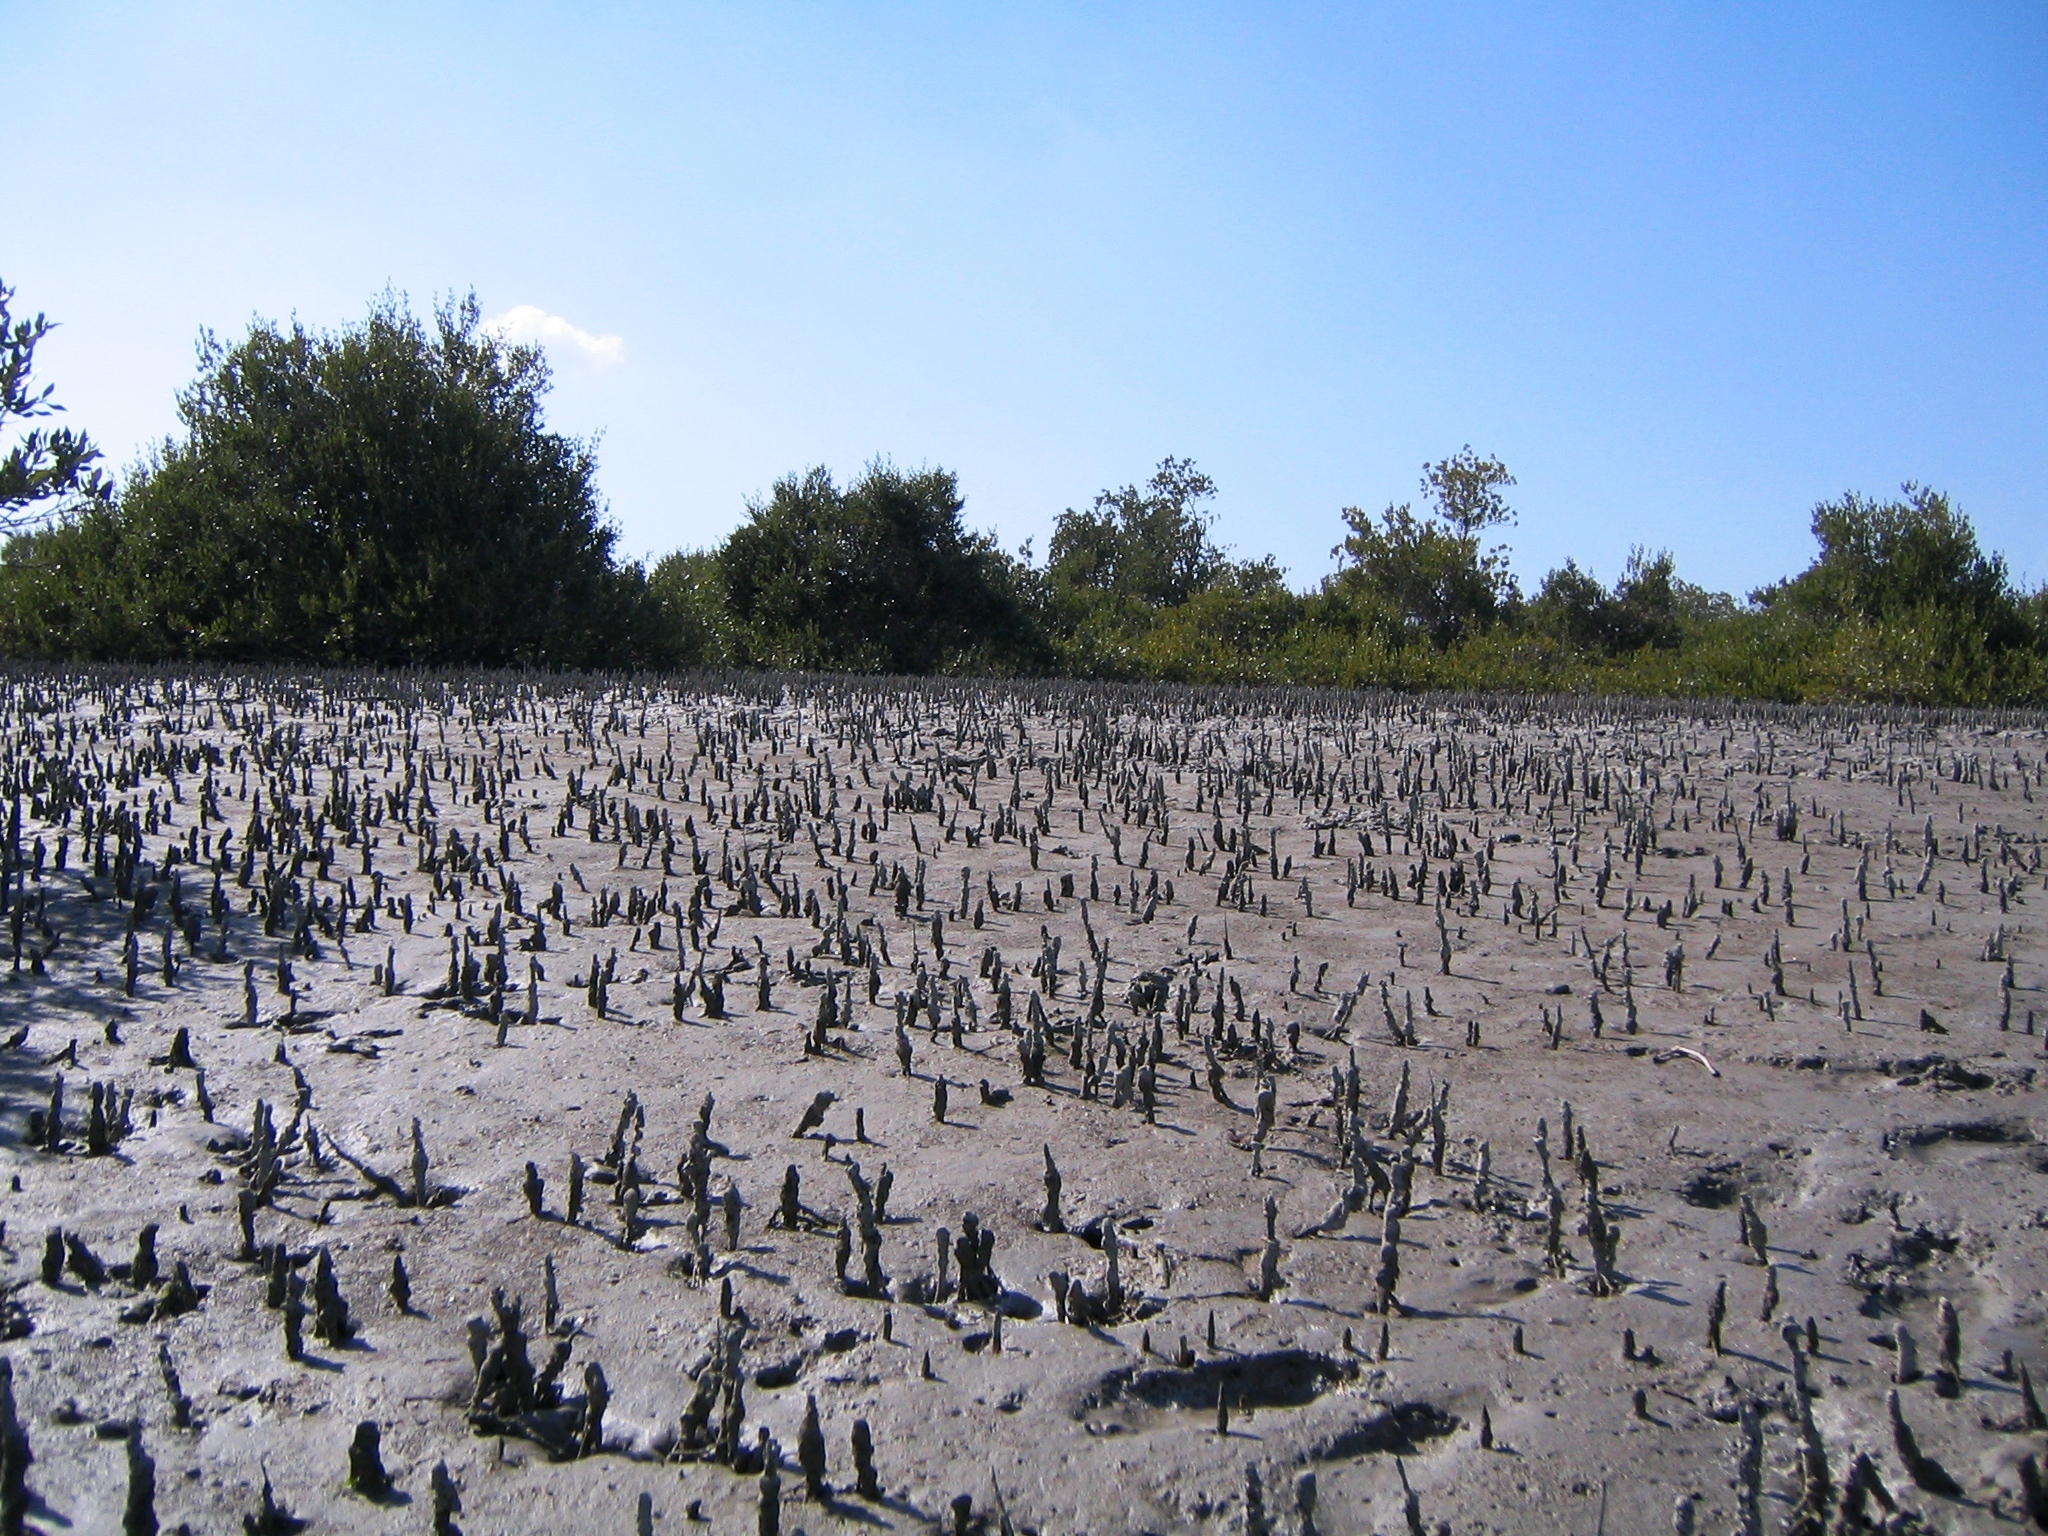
[2,672,2044,1534]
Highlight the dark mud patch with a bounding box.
[1454,1268,1546,1306]
[1876,1056,1996,1092]
[1845,1224,1962,1310]
[1078,1349,1356,1428]
[1883,1120,2032,1155]
[1304,1401,1460,1461]
[1679,1164,1744,1209]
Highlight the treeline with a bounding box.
[3,293,2044,704]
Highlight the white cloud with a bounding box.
[485,304,625,363]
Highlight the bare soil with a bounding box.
[2,673,2043,1534]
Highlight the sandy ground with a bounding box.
[1,672,2043,1535]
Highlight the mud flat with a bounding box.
[1,669,2043,1533]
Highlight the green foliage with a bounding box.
[714,461,1041,674]
[1319,448,1522,649]
[1047,457,1230,613]
[1530,548,1683,655]
[0,279,108,531]
[643,550,738,669]
[1421,445,1516,537]
[1040,458,1292,677]
[1768,485,2014,628]
[1021,459,2041,705]
[1,285,2037,707]
[1751,485,2045,703]
[1529,560,1607,649]
[1114,568,1304,685]
[1326,505,1515,648]
[0,293,646,665]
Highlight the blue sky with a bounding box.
[9,2,2045,594]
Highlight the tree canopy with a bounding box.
[716,461,1040,674]
[0,279,108,532]
[1421,446,1515,537]
[1047,457,1233,612]
[1743,485,2045,703]
[1765,485,2022,635]
[0,294,648,665]
[1530,548,1684,656]
[1323,450,1522,648]
[0,281,2041,703]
